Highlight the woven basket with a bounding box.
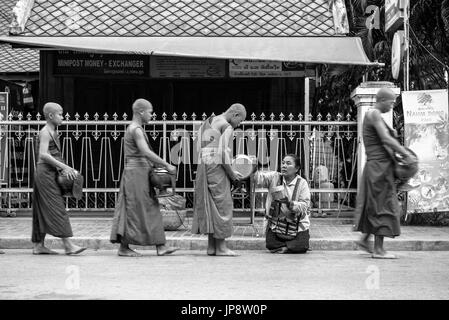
[161,209,187,231]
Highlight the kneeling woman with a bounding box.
[264,154,311,254]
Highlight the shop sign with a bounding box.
[150,56,225,78]
[229,60,312,78]
[54,51,149,76]
[402,89,449,213]
[385,0,406,33]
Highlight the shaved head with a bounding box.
[132,98,152,114]
[226,103,246,117]
[376,88,396,103]
[43,102,62,118]
[224,103,246,128]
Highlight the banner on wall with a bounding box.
[402,89,449,212]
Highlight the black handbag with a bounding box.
[268,205,299,241]
[266,177,301,241]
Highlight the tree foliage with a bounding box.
[315,0,449,219]
[314,0,449,119]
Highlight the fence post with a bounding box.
[304,77,310,181]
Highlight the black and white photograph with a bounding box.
[0,0,449,307]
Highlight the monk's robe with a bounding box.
[32,130,73,242]
[355,117,401,238]
[110,125,166,246]
[191,116,233,239]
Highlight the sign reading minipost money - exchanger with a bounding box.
[54,51,149,76]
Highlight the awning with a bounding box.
[0,36,381,66]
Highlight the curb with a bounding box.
[2,237,449,251]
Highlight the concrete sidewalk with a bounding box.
[1,217,449,251]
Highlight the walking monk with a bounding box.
[32,102,86,255]
[355,88,414,259]
[110,99,179,257]
[192,103,246,256]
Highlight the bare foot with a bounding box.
[372,251,397,259]
[214,238,238,256]
[207,235,216,256]
[65,245,87,255]
[216,248,239,256]
[118,248,142,257]
[33,246,59,255]
[355,240,373,253]
[157,245,179,256]
[207,243,216,256]
[270,247,288,254]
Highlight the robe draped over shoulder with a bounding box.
[110,125,166,246]
[355,115,401,238]
[191,117,234,239]
[32,130,73,242]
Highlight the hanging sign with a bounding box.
[150,56,225,78]
[385,0,406,32]
[402,89,449,213]
[229,60,313,78]
[54,51,149,76]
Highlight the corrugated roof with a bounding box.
[20,0,337,37]
[0,0,39,73]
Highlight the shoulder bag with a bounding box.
[267,176,302,241]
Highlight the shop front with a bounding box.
[1,0,378,118]
[40,51,313,117]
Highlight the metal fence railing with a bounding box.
[0,111,358,215]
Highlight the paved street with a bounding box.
[1,250,448,300]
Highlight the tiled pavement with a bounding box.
[1,217,449,251]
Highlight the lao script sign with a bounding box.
[229,60,313,78]
[150,56,225,78]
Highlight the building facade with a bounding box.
[0,0,376,214]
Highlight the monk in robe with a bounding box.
[32,102,86,255]
[110,99,179,257]
[355,88,414,259]
[192,103,246,256]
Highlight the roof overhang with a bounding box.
[0,36,383,66]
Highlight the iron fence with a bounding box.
[0,111,359,216]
